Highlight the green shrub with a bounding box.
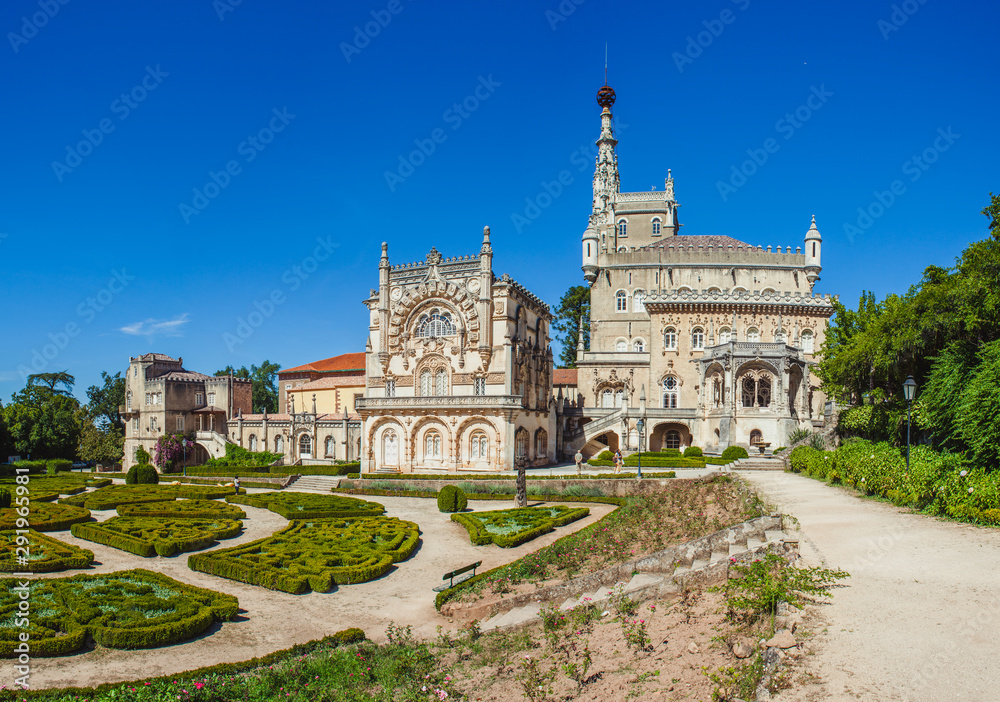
[0,569,237,657]
[47,458,73,473]
[0,501,91,531]
[59,484,240,511]
[270,462,361,476]
[721,446,749,462]
[451,506,589,548]
[72,516,243,557]
[229,491,383,519]
[118,499,247,519]
[437,485,467,513]
[0,530,94,573]
[0,489,9,509]
[206,443,281,468]
[135,447,152,464]
[13,460,47,474]
[188,516,420,593]
[683,446,703,457]
[128,463,159,484]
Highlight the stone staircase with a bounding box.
[731,456,786,471]
[283,475,341,493]
[471,515,796,633]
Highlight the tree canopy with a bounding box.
[215,361,281,413]
[86,371,126,435]
[552,285,590,369]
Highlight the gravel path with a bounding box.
[23,493,615,690]
[738,470,1000,702]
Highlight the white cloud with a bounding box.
[119,313,190,337]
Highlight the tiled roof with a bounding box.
[289,375,366,391]
[280,352,366,375]
[156,370,213,382]
[673,235,750,247]
[192,406,227,413]
[553,369,578,385]
[237,412,360,422]
[137,353,179,362]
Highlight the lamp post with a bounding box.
[635,418,645,479]
[903,376,918,471]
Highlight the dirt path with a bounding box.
[24,494,615,690]
[738,470,1000,702]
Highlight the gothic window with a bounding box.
[299,434,312,458]
[633,290,645,312]
[617,219,627,237]
[651,218,661,235]
[691,327,705,350]
[742,377,755,408]
[420,370,432,396]
[385,379,395,397]
[416,308,455,338]
[615,290,628,312]
[425,431,442,459]
[719,327,731,344]
[176,416,184,432]
[664,430,681,450]
[602,389,615,408]
[615,389,624,408]
[473,377,486,396]
[325,436,335,457]
[435,369,448,396]
[633,339,645,352]
[662,377,679,408]
[382,430,399,465]
[775,328,787,344]
[741,375,772,408]
[746,327,761,343]
[801,329,815,354]
[615,339,627,352]
[514,428,528,458]
[535,429,548,458]
[275,435,284,453]
[146,393,151,406]
[470,431,489,460]
[249,435,257,451]
[664,327,677,351]
[126,391,132,411]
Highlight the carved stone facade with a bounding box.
[356,228,556,472]
[564,84,835,457]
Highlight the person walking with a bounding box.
[233,476,240,495]
[613,449,623,474]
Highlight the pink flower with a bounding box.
[194,683,204,690]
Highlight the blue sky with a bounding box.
[1,0,997,403]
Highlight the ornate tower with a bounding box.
[804,215,822,291]
[591,84,620,225]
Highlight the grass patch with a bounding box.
[71,516,243,557]
[452,506,590,548]
[0,530,94,572]
[228,491,384,519]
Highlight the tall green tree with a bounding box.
[77,410,124,466]
[86,371,126,435]
[552,285,590,369]
[3,384,81,459]
[215,360,281,413]
[26,371,76,395]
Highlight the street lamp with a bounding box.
[902,376,917,471]
[635,418,645,479]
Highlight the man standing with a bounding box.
[574,450,584,476]
[234,476,240,495]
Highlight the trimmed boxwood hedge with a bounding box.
[228,491,384,519]
[0,501,92,531]
[0,530,94,572]
[588,456,705,468]
[353,471,680,481]
[60,484,244,511]
[188,516,420,593]
[721,446,749,462]
[72,516,244,557]
[437,485,467,513]
[451,506,590,548]
[0,569,238,657]
[118,499,247,519]
[271,462,361,476]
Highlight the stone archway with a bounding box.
[649,422,693,451]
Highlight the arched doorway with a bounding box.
[649,422,693,451]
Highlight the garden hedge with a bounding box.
[0,501,92,531]
[588,455,705,468]
[0,489,9,509]
[188,516,420,593]
[72,516,243,557]
[126,463,159,485]
[60,484,244,511]
[0,568,238,656]
[354,472,678,481]
[228,491,384,519]
[271,462,361,476]
[0,530,94,572]
[437,485,467,513]
[118,499,247,519]
[451,506,590,548]
[683,446,704,457]
[721,446,749,462]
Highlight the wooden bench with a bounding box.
[433,561,482,592]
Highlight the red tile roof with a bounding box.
[553,369,578,385]
[280,352,366,375]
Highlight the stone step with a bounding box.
[747,537,765,550]
[764,529,786,543]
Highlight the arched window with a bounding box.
[741,375,772,408]
[385,379,395,397]
[664,430,681,449]
[762,287,776,295]
[126,391,132,412]
[801,329,815,354]
[249,435,257,451]
[691,327,705,350]
[325,436,335,457]
[435,369,448,396]
[633,339,645,353]
[732,286,747,295]
[746,327,761,343]
[615,290,628,312]
[633,290,645,312]
[617,219,627,238]
[602,389,615,408]
[299,434,312,458]
[420,370,432,396]
[664,327,677,351]
[651,218,661,235]
[416,308,455,338]
[775,328,787,344]
[718,327,732,344]
[382,430,399,465]
[470,431,489,461]
[424,431,442,459]
[275,435,284,453]
[750,429,764,448]
[662,377,679,408]
[514,428,528,459]
[615,389,624,408]
[615,339,627,352]
[535,429,548,458]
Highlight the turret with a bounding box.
[804,215,822,291]
[581,226,599,283]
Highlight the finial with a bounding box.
[483,225,490,242]
[380,242,389,264]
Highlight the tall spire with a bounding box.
[592,82,620,225]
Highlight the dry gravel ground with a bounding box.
[739,470,1000,702]
[24,492,615,691]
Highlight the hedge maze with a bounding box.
[118,499,247,519]
[188,516,419,594]
[451,506,590,548]
[228,491,384,519]
[59,484,242,511]
[0,569,238,657]
[0,530,94,572]
[0,502,92,531]
[72,516,244,557]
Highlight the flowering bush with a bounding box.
[153,433,193,471]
